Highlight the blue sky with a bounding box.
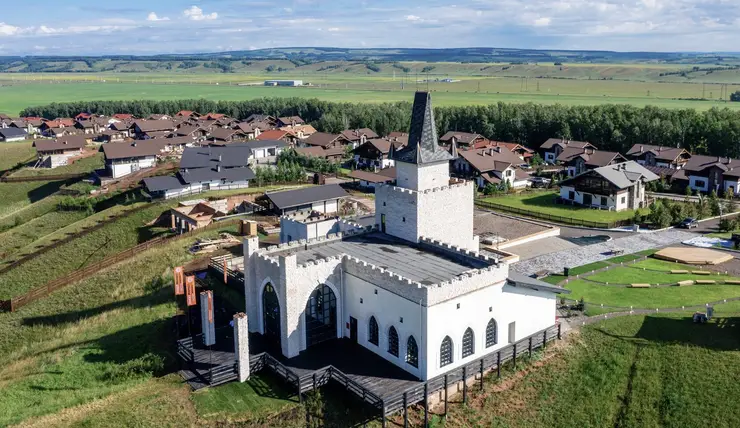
[0,1,739,55]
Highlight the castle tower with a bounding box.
[376,92,478,251]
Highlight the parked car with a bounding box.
[679,218,699,229]
[530,176,551,188]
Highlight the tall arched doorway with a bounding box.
[305,284,337,347]
[262,283,281,352]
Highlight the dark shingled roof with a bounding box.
[180,145,253,169]
[229,140,289,150]
[266,184,348,210]
[179,166,255,184]
[143,176,185,192]
[0,128,28,139]
[392,92,455,165]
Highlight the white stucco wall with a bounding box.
[108,156,156,178]
[689,175,709,192]
[425,282,556,379]
[559,185,633,211]
[396,161,450,192]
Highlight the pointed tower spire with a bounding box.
[392,92,455,165]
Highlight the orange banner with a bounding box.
[207,291,213,322]
[174,266,184,295]
[223,259,228,284]
[185,275,196,306]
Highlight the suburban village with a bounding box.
[3,87,740,426]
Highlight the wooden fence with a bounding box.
[1,218,241,312]
[475,199,630,229]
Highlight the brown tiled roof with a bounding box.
[684,154,740,173]
[256,130,289,140]
[458,147,522,173]
[102,140,164,160]
[340,128,379,141]
[540,138,595,150]
[278,116,305,125]
[295,146,327,157]
[556,148,625,167]
[626,144,690,162]
[209,127,240,141]
[361,138,406,154]
[349,169,395,183]
[304,132,346,148]
[33,136,87,152]
[439,131,483,144]
[134,120,175,133]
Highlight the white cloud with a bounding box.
[283,7,293,13]
[533,17,551,27]
[327,27,340,32]
[0,22,22,36]
[147,12,169,22]
[183,6,218,21]
[405,15,421,22]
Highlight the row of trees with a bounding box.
[642,188,736,228]
[20,98,740,158]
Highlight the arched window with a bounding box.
[368,316,379,346]
[440,336,453,367]
[406,336,418,368]
[462,327,475,358]
[304,284,337,347]
[262,283,281,352]
[388,326,399,357]
[486,319,497,348]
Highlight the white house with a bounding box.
[102,141,160,179]
[0,128,28,142]
[239,92,566,381]
[559,161,658,211]
[33,136,87,168]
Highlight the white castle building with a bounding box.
[242,92,565,381]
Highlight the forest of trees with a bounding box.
[20,98,740,157]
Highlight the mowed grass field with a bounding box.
[424,314,740,428]
[1,78,740,115]
[0,141,36,171]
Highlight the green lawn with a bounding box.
[567,261,609,276]
[588,265,726,285]
[0,140,35,171]
[564,279,740,308]
[0,226,250,426]
[632,258,712,272]
[0,210,87,259]
[10,153,104,177]
[481,192,648,225]
[427,314,740,427]
[192,374,300,423]
[0,180,67,219]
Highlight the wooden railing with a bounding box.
[1,218,241,312]
[0,172,89,183]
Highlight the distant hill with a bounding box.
[1,47,740,74]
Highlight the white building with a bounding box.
[559,161,658,211]
[102,141,159,179]
[240,92,566,381]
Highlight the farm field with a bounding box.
[1,78,740,116]
[418,314,740,428]
[481,192,650,225]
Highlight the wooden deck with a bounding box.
[178,328,237,390]
[276,339,422,400]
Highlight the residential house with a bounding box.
[132,120,176,139]
[175,110,201,119]
[682,155,740,195]
[171,125,209,141]
[46,127,81,139]
[256,129,294,145]
[74,120,101,136]
[234,140,288,162]
[143,145,255,199]
[203,113,226,120]
[244,114,277,126]
[98,130,127,143]
[265,184,348,215]
[479,141,535,163]
[14,117,43,135]
[295,145,346,162]
[559,161,658,211]
[75,112,93,121]
[540,138,597,164]
[303,132,352,150]
[0,128,28,142]
[276,116,305,128]
[556,147,627,177]
[353,138,406,169]
[340,128,379,147]
[112,114,134,120]
[439,131,486,148]
[109,121,132,138]
[348,167,396,189]
[102,140,162,179]
[280,124,316,140]
[454,146,531,189]
[169,199,226,234]
[234,122,266,140]
[208,128,247,144]
[148,114,172,120]
[33,135,87,168]
[625,144,691,169]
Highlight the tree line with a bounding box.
[20,98,740,156]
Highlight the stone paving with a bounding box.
[512,229,699,276]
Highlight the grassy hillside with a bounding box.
[415,313,740,428]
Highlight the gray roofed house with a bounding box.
[559,161,658,211]
[143,175,186,193]
[392,92,455,165]
[180,145,254,169]
[265,184,349,214]
[0,127,28,141]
